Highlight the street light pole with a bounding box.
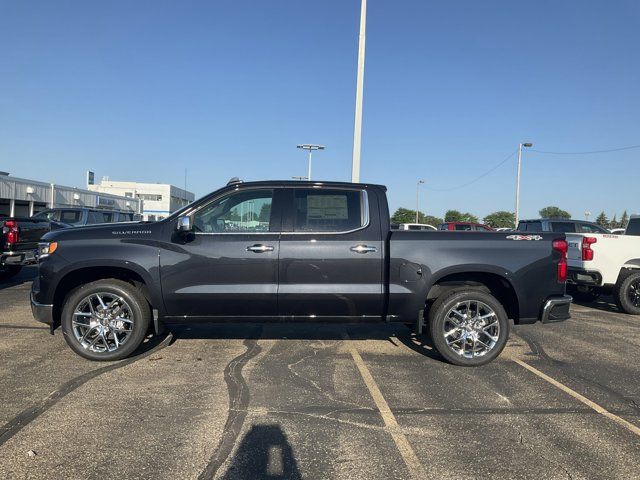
[297,144,325,181]
[415,180,425,223]
[351,0,367,183]
[514,142,533,227]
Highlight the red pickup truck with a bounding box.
[0,215,62,281]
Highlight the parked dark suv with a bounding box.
[517,219,609,234]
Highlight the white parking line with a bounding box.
[514,359,640,437]
[344,334,426,479]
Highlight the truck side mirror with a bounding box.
[176,216,192,232]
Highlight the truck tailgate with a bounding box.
[2,218,50,250]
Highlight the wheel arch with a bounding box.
[52,262,160,328]
[426,269,520,322]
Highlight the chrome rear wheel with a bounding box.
[442,300,500,359]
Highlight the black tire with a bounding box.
[428,289,510,366]
[0,265,22,282]
[61,279,151,361]
[567,285,600,303]
[614,271,640,315]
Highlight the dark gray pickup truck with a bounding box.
[31,180,572,366]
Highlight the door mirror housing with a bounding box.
[176,216,192,232]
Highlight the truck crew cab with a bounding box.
[31,180,571,366]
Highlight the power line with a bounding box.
[531,144,640,155]
[426,150,518,192]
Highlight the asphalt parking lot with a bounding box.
[1,268,639,479]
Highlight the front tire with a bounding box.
[614,271,640,315]
[429,289,510,366]
[61,279,151,361]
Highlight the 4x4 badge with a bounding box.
[506,234,543,241]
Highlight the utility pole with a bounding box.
[515,142,533,227]
[351,0,367,183]
[415,179,424,223]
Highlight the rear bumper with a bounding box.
[30,291,53,325]
[567,267,602,287]
[541,295,572,323]
[1,249,38,266]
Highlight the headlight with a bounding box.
[38,242,58,259]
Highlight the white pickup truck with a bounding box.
[566,215,640,314]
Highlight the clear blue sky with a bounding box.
[1,0,639,220]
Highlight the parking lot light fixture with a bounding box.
[416,180,425,223]
[297,144,325,181]
[515,142,533,227]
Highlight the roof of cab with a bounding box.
[226,179,387,191]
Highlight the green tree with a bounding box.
[620,210,629,229]
[391,208,443,226]
[595,211,609,227]
[539,206,571,219]
[610,214,618,229]
[391,208,417,224]
[483,211,516,228]
[422,215,444,226]
[444,210,478,223]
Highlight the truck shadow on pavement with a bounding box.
[573,295,622,314]
[0,266,37,291]
[166,322,446,363]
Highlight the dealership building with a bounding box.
[88,179,195,221]
[0,172,142,217]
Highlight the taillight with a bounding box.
[3,220,19,245]
[582,236,597,261]
[553,239,568,283]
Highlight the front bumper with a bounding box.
[30,291,53,326]
[541,295,572,323]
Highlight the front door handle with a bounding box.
[350,244,378,254]
[246,244,274,253]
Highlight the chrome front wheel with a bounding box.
[62,279,151,361]
[71,292,135,353]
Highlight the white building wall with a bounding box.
[88,180,194,221]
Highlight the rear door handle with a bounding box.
[246,244,274,253]
[350,244,378,254]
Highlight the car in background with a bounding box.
[494,227,514,232]
[437,222,493,231]
[397,223,437,231]
[33,208,141,226]
[517,218,609,234]
[609,228,626,235]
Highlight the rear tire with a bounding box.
[0,265,22,282]
[61,279,151,361]
[429,289,510,366]
[614,271,640,315]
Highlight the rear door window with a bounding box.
[59,210,82,225]
[551,222,576,233]
[455,224,472,231]
[292,189,365,232]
